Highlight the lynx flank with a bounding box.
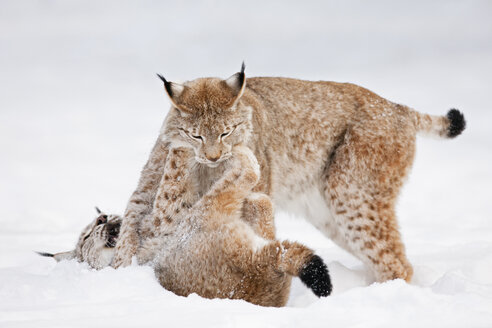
[114,64,466,282]
[41,146,332,307]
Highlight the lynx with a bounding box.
[38,207,122,270]
[113,63,466,283]
[40,146,332,307]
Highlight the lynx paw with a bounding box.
[299,255,332,297]
[232,145,260,178]
[111,244,136,268]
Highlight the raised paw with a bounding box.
[230,145,260,182]
[242,193,275,240]
[299,255,332,297]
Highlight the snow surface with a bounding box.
[1,1,492,327]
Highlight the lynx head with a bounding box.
[158,63,253,168]
[38,207,122,269]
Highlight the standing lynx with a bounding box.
[114,64,465,282]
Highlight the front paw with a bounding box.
[111,255,131,268]
[112,244,136,268]
[231,145,260,179]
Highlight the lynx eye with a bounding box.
[220,127,235,139]
[178,128,203,142]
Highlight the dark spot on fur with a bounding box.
[379,248,390,257]
[367,255,379,265]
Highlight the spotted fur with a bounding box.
[39,211,122,269]
[44,147,331,307]
[114,65,466,283]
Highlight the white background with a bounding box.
[1,1,491,327]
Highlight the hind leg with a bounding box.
[324,187,413,282]
[320,127,414,282]
[242,193,276,240]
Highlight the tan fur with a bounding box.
[114,70,463,283]
[46,212,122,269]
[50,146,330,307]
[148,146,323,306]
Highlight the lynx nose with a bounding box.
[96,215,108,225]
[206,151,222,162]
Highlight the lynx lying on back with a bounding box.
[41,146,332,307]
[38,208,122,270]
[114,64,465,283]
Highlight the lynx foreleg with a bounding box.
[112,136,169,268]
[152,147,197,226]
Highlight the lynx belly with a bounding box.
[274,183,338,238]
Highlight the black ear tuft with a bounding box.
[224,62,246,98]
[156,73,167,84]
[446,108,466,138]
[95,206,101,214]
[156,73,175,98]
[299,255,332,297]
[238,61,246,87]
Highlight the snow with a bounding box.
[1,0,492,327]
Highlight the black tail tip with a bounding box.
[299,255,332,297]
[447,109,466,138]
[36,251,54,257]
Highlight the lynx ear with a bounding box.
[224,62,246,105]
[156,73,191,116]
[37,250,75,262]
